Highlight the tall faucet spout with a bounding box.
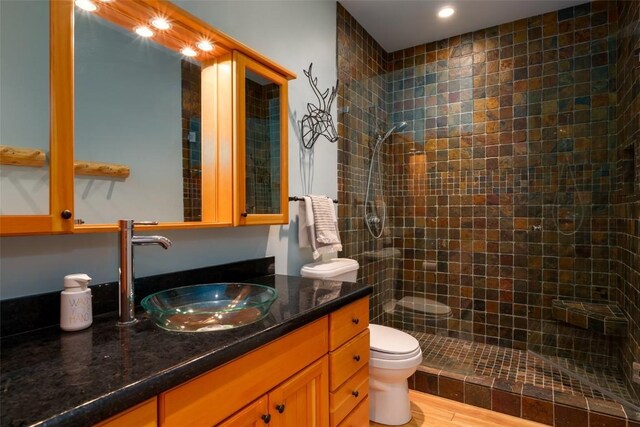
[118,220,171,325]
[132,235,172,250]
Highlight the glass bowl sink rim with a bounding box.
[141,282,278,332]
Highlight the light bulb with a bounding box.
[438,6,455,18]
[196,40,214,52]
[181,47,197,57]
[151,17,171,30]
[135,26,154,38]
[75,0,98,12]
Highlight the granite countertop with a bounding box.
[0,274,371,427]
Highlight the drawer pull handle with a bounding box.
[352,390,359,398]
[276,404,285,413]
[353,355,361,362]
[352,318,360,325]
[261,414,271,424]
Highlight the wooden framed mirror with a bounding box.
[0,0,295,236]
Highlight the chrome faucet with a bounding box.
[118,219,171,325]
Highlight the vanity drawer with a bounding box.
[329,365,368,426]
[329,298,369,351]
[95,398,157,427]
[329,329,369,391]
[337,396,369,427]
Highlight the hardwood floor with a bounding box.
[370,390,547,427]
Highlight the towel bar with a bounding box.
[289,196,338,204]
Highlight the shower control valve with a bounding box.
[366,214,381,225]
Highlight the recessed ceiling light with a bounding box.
[438,6,455,18]
[196,40,214,52]
[134,26,154,38]
[75,0,98,12]
[151,17,171,30]
[181,47,197,57]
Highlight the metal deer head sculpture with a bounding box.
[301,63,338,149]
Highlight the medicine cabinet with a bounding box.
[0,0,295,236]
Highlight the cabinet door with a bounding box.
[0,0,74,236]
[218,396,269,427]
[270,356,329,427]
[234,52,289,226]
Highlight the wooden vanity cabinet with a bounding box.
[217,396,269,427]
[219,357,328,427]
[327,298,370,426]
[94,297,370,427]
[159,317,329,427]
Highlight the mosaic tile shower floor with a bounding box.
[407,331,639,405]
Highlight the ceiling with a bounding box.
[338,0,586,52]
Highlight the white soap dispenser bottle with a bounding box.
[60,273,93,331]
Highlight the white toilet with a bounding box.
[300,258,423,426]
[368,324,422,425]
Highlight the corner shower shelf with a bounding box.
[552,299,628,337]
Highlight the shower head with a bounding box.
[379,121,408,143]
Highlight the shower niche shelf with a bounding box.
[552,299,628,337]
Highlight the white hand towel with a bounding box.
[308,195,342,259]
[298,200,310,248]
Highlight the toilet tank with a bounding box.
[300,258,359,282]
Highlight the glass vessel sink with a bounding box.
[141,283,278,332]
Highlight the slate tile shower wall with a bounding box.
[387,2,620,363]
[614,0,640,400]
[336,4,394,325]
[337,2,637,369]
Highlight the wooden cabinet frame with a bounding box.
[1,0,294,236]
[0,0,74,236]
[233,52,290,226]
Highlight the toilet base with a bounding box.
[369,377,412,425]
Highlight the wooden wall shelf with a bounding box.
[0,145,47,167]
[74,161,130,178]
[0,145,130,179]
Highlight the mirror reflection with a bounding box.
[0,0,50,215]
[245,69,281,215]
[74,9,202,224]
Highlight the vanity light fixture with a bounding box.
[134,26,154,38]
[151,17,171,30]
[438,6,455,18]
[181,47,197,57]
[75,0,98,12]
[196,40,215,52]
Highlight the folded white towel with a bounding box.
[299,195,342,259]
[310,195,340,244]
[298,200,311,248]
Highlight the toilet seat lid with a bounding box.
[369,324,420,355]
[371,346,422,361]
[300,258,359,279]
